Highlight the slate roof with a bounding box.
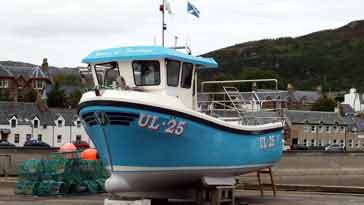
[294,90,321,103]
[285,110,352,125]
[0,65,48,78]
[0,102,78,126]
[0,64,14,77]
[258,89,321,103]
[352,118,364,132]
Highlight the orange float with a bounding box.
[59,143,77,153]
[80,148,98,160]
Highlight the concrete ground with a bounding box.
[0,190,363,205]
[2,177,364,205]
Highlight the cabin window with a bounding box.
[94,62,120,87]
[181,63,193,89]
[132,61,160,86]
[166,60,181,87]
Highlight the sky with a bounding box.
[0,0,363,67]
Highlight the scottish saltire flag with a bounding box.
[187,1,200,18]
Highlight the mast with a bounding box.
[160,0,166,47]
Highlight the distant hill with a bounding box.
[0,60,80,76]
[202,20,364,92]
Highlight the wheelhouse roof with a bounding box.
[82,46,218,69]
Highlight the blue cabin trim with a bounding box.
[82,46,218,68]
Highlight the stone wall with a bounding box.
[0,148,57,176]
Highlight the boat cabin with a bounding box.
[82,46,217,109]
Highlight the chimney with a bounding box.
[41,58,48,73]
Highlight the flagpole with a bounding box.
[161,0,165,47]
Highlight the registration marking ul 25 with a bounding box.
[138,113,187,136]
[260,135,276,150]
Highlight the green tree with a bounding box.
[311,96,336,112]
[66,89,82,108]
[23,90,38,102]
[47,83,67,108]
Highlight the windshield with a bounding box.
[132,60,160,86]
[94,62,120,88]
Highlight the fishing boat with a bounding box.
[78,45,285,193]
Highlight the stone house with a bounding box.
[285,110,363,150]
[0,59,51,102]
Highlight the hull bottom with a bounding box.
[105,164,272,193]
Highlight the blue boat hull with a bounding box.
[79,101,283,192]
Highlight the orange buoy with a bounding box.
[80,148,97,160]
[59,143,77,153]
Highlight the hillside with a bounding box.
[202,20,364,92]
[0,60,80,76]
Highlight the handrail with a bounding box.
[201,79,278,92]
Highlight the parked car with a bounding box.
[290,144,308,150]
[0,140,15,147]
[324,144,344,152]
[24,140,50,148]
[72,140,90,150]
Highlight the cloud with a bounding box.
[0,0,363,66]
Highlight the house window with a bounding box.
[0,80,9,88]
[340,126,345,132]
[76,120,81,128]
[10,119,16,128]
[33,119,39,128]
[57,135,62,143]
[37,134,42,141]
[311,139,315,146]
[303,139,307,146]
[14,134,20,144]
[57,120,63,127]
[326,126,330,133]
[166,60,181,87]
[349,139,353,148]
[181,63,194,89]
[318,126,323,133]
[333,126,337,133]
[34,80,44,89]
[304,125,310,133]
[26,134,32,141]
[340,139,344,146]
[333,139,337,144]
[311,125,316,133]
[43,124,47,129]
[76,135,82,141]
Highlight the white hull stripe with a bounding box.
[109,163,273,172]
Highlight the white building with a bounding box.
[0,102,92,147]
[342,88,364,112]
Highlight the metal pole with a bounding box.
[161,0,165,47]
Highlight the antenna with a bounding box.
[174,36,178,47]
[160,0,166,47]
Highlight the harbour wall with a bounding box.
[0,148,57,176]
